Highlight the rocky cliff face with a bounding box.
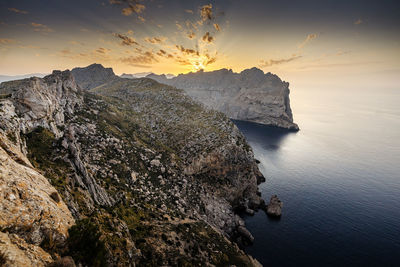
[147,68,299,130]
[1,68,263,266]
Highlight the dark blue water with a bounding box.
[234,87,400,266]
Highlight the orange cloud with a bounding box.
[354,18,363,25]
[144,36,166,44]
[31,23,54,33]
[298,34,317,49]
[259,55,302,67]
[202,32,214,43]
[200,4,213,22]
[0,39,17,45]
[8,8,28,14]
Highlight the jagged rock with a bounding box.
[266,195,283,217]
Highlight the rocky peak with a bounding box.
[71,63,117,90]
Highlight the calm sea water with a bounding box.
[234,87,400,266]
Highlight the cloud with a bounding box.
[0,39,17,45]
[202,32,214,43]
[114,33,139,46]
[8,8,28,14]
[185,9,193,14]
[187,32,196,39]
[121,51,159,66]
[96,47,111,54]
[200,4,213,22]
[157,49,174,58]
[354,18,363,25]
[144,36,166,44]
[213,23,221,31]
[298,34,317,49]
[259,55,302,67]
[31,22,54,33]
[109,0,145,16]
[176,45,199,56]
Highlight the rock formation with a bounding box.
[265,195,283,217]
[147,68,299,130]
[1,67,264,266]
[71,63,116,90]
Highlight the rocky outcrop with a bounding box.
[0,132,75,266]
[265,195,283,217]
[71,63,116,90]
[1,68,263,266]
[147,67,299,130]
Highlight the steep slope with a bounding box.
[0,70,263,266]
[148,68,299,130]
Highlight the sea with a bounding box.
[233,86,400,266]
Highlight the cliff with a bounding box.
[0,69,263,266]
[147,68,299,130]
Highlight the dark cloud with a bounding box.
[259,55,302,67]
[176,45,199,56]
[156,49,174,58]
[114,33,139,46]
[202,32,214,43]
[354,18,363,25]
[8,8,28,14]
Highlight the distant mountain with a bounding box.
[147,68,299,130]
[120,72,152,79]
[71,63,116,90]
[121,72,175,79]
[0,73,48,83]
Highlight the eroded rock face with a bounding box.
[0,132,75,266]
[147,67,299,130]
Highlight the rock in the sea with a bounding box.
[266,195,283,217]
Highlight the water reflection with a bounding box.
[232,120,295,151]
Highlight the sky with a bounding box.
[0,0,399,89]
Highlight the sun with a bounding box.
[191,57,206,72]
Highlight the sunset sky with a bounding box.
[1,0,399,88]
